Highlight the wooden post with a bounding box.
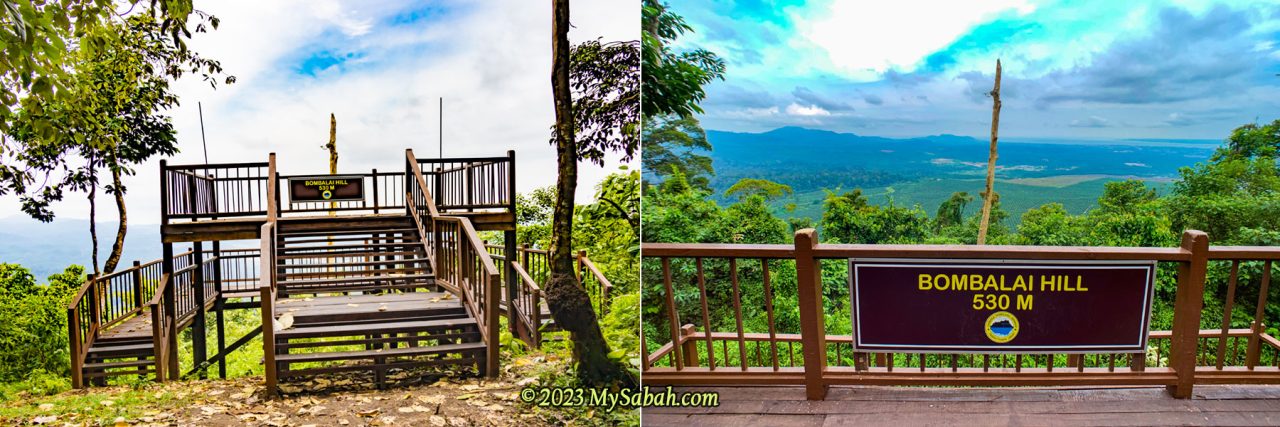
[371,169,380,213]
[505,231,518,336]
[162,242,178,380]
[68,308,82,388]
[192,242,207,379]
[87,274,100,329]
[977,59,1002,245]
[1168,230,1208,398]
[795,229,827,400]
[211,241,226,378]
[680,324,700,367]
[131,261,143,309]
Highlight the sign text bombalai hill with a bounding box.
[850,260,1156,353]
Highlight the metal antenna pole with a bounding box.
[439,97,443,159]
[198,102,209,164]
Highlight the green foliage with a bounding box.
[724,178,793,202]
[3,12,231,221]
[516,186,556,249]
[0,264,83,383]
[934,191,973,231]
[642,114,714,191]
[821,189,931,244]
[640,0,725,119]
[565,40,641,166]
[1166,120,1280,242]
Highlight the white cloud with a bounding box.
[796,0,1034,78]
[785,103,831,116]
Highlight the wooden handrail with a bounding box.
[578,255,613,293]
[405,149,441,217]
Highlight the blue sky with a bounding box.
[0,0,636,225]
[671,0,1280,139]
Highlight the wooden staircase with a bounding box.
[81,336,158,384]
[264,215,489,391]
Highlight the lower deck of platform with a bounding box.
[642,385,1280,426]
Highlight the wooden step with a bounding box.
[279,267,429,280]
[279,258,430,269]
[278,274,434,287]
[278,227,418,237]
[87,343,153,358]
[275,341,485,364]
[83,359,154,371]
[278,242,424,252]
[279,235,420,245]
[277,317,477,339]
[277,250,422,260]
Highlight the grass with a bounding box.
[0,381,198,425]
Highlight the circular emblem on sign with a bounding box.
[321,190,333,200]
[985,311,1019,343]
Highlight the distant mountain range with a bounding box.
[0,216,163,280]
[678,127,1220,222]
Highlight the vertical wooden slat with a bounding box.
[695,258,715,370]
[729,259,748,370]
[661,258,683,370]
[762,259,780,371]
[1246,260,1272,369]
[1217,260,1240,370]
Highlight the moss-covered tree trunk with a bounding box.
[546,0,636,388]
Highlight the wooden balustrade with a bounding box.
[642,229,1280,400]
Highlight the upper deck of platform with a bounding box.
[159,151,517,242]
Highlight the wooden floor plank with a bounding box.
[642,385,1280,427]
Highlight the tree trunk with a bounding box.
[88,158,100,276]
[976,59,1002,245]
[546,0,636,388]
[103,166,127,273]
[327,113,338,216]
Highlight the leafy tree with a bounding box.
[1098,179,1158,216]
[3,13,229,274]
[1165,120,1280,242]
[1016,203,1090,246]
[715,195,789,244]
[546,0,635,388]
[723,178,792,202]
[934,191,973,231]
[642,114,713,191]
[640,0,725,118]
[821,189,930,244]
[640,168,722,244]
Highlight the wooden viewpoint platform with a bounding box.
[643,385,1280,426]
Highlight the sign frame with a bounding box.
[287,175,366,203]
[848,258,1157,354]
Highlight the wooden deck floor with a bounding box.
[642,385,1280,426]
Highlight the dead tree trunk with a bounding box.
[546,0,636,388]
[977,59,1002,245]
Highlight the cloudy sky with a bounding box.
[673,0,1280,139]
[0,0,636,225]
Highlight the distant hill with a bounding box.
[0,216,163,280]
[683,127,1217,224]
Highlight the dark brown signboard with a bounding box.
[850,259,1155,353]
[288,176,365,203]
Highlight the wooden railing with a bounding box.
[277,170,406,215]
[407,149,501,377]
[578,251,614,316]
[641,229,1280,400]
[161,160,272,220]
[415,152,515,212]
